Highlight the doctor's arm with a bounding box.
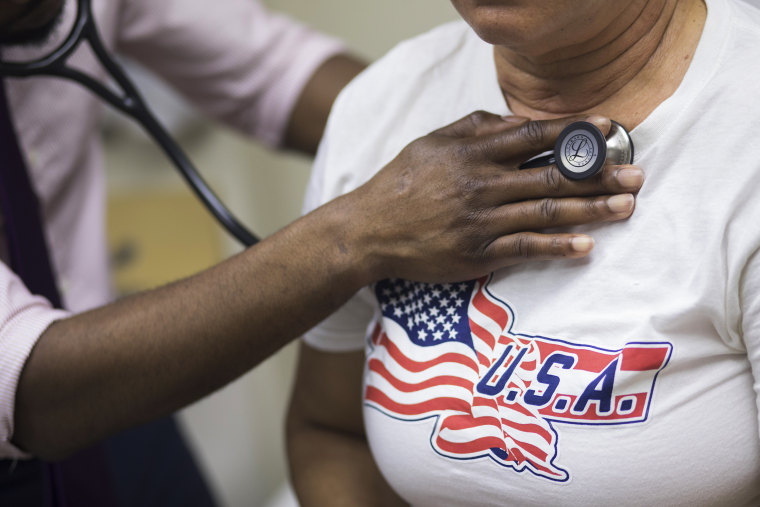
[283,53,366,154]
[11,113,642,460]
[117,0,365,155]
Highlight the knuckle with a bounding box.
[511,234,533,258]
[550,235,566,256]
[452,224,487,262]
[518,120,547,148]
[463,206,491,229]
[467,110,491,128]
[461,176,484,196]
[541,166,563,193]
[461,171,501,203]
[446,110,494,139]
[584,198,602,218]
[537,198,561,222]
[452,138,479,162]
[401,137,428,162]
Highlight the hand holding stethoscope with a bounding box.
[0,0,635,249]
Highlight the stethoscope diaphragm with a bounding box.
[519,120,634,180]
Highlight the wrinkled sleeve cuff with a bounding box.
[0,295,69,459]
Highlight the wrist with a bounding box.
[303,192,382,289]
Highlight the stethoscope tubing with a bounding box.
[0,0,259,247]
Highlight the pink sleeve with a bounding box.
[116,0,346,147]
[0,263,69,459]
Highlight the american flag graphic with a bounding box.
[367,275,672,482]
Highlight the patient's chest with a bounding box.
[361,259,760,506]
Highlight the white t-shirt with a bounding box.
[303,0,760,504]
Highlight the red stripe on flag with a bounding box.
[368,359,474,392]
[441,414,502,432]
[365,386,471,415]
[504,437,549,462]
[370,322,383,346]
[469,318,496,351]
[471,288,510,330]
[473,396,498,409]
[501,419,553,444]
[620,346,669,371]
[505,401,537,418]
[534,342,613,372]
[379,333,479,373]
[436,436,507,455]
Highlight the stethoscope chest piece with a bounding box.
[554,120,634,180]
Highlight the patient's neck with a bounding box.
[495,0,706,130]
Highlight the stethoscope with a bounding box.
[0,0,259,247]
[519,120,635,179]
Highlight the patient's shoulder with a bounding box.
[334,20,481,118]
[325,20,489,152]
[313,20,492,202]
[373,20,478,78]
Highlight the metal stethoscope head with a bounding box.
[519,120,634,180]
[0,0,259,247]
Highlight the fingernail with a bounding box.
[607,194,635,213]
[501,115,529,125]
[616,167,644,188]
[571,236,595,253]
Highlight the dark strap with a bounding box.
[0,79,61,308]
[0,78,118,507]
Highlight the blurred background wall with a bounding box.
[103,1,458,506]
